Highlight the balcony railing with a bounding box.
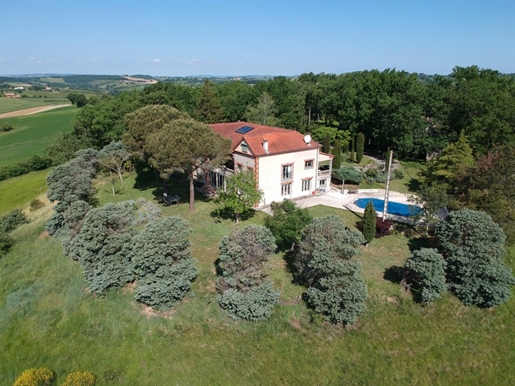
[318,169,331,177]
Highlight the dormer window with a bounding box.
[241,143,248,153]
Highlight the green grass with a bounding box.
[1,172,514,385]
[0,169,50,215]
[340,154,378,168]
[0,107,78,167]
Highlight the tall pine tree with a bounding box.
[197,80,222,123]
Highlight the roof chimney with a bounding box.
[263,139,269,153]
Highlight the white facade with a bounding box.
[209,122,333,208]
[257,148,319,206]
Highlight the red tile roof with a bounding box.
[209,122,320,157]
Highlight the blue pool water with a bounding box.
[354,198,421,217]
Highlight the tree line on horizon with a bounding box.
[64,65,514,160]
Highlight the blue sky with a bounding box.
[1,0,514,76]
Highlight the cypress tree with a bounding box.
[362,201,376,244]
[350,136,354,163]
[323,132,331,154]
[356,132,365,163]
[332,139,342,169]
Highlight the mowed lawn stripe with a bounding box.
[0,106,77,167]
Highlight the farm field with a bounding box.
[1,172,514,385]
[0,97,70,115]
[0,106,78,167]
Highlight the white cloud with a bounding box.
[152,58,161,63]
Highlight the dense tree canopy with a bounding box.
[123,104,189,161]
[68,65,514,161]
[145,118,231,211]
[124,105,231,211]
[458,144,515,244]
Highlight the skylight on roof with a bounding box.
[235,126,254,134]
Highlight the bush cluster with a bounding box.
[13,368,56,386]
[0,155,52,181]
[13,369,97,386]
[45,149,98,236]
[0,231,13,257]
[0,209,29,258]
[0,208,28,233]
[216,225,280,320]
[63,201,135,295]
[404,248,447,303]
[364,167,403,185]
[404,209,515,307]
[29,199,45,211]
[332,167,362,185]
[435,208,515,308]
[292,215,367,325]
[264,199,312,251]
[358,217,393,240]
[332,166,404,187]
[132,216,197,310]
[375,218,393,238]
[62,371,96,386]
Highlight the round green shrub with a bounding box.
[393,169,404,180]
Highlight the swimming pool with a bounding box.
[354,197,421,217]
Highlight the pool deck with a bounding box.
[261,188,419,223]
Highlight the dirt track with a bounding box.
[0,104,71,118]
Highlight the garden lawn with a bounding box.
[1,172,514,385]
[0,106,77,167]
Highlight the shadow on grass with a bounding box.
[407,178,420,192]
[132,166,216,207]
[383,266,404,284]
[283,250,305,286]
[210,207,256,223]
[341,204,364,229]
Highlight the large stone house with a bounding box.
[208,122,333,207]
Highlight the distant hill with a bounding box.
[0,74,280,93]
[0,74,157,94]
